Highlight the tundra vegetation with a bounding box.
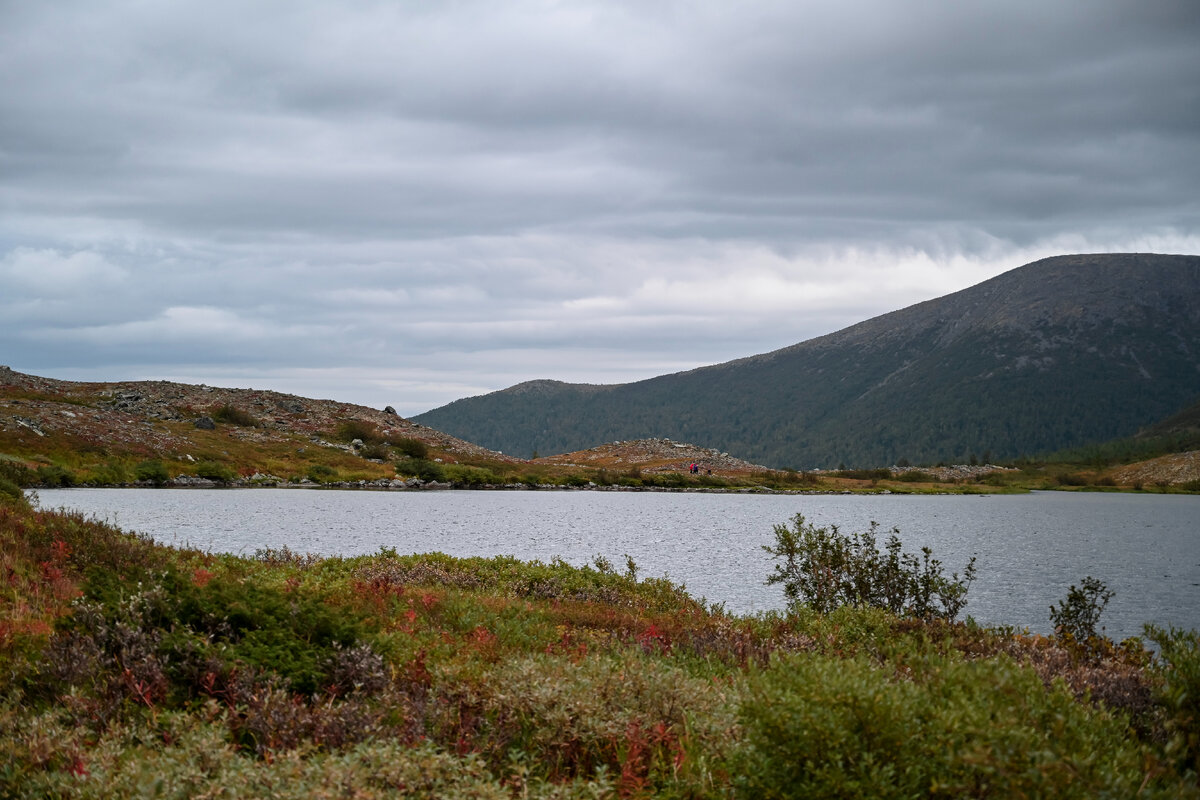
[1,489,1198,798]
[2,377,1198,492]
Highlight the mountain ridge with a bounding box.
[413,253,1200,467]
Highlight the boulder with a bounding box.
[172,475,216,487]
[194,417,216,430]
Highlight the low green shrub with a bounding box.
[0,476,26,506]
[357,443,389,461]
[195,461,236,483]
[350,552,697,615]
[42,568,378,705]
[391,436,429,460]
[211,404,260,427]
[473,652,736,787]
[0,458,36,487]
[735,652,1170,798]
[84,461,130,486]
[35,464,76,487]
[334,420,382,444]
[441,464,501,486]
[0,722,614,799]
[1145,625,1200,775]
[394,458,446,482]
[694,473,732,488]
[641,472,686,488]
[135,459,171,485]
[307,464,336,483]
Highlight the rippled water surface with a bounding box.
[36,488,1200,640]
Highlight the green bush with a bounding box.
[0,476,27,506]
[694,473,732,488]
[735,653,1167,798]
[763,514,977,621]
[1145,625,1200,775]
[642,472,686,488]
[441,464,501,486]
[357,443,389,461]
[394,457,445,483]
[391,436,429,459]
[135,459,171,485]
[44,570,377,705]
[1049,576,1114,652]
[334,420,381,444]
[474,653,734,786]
[195,460,236,483]
[307,464,337,483]
[211,404,260,427]
[0,458,36,487]
[35,464,76,487]
[85,461,130,486]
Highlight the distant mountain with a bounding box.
[414,254,1200,468]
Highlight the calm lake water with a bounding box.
[34,488,1200,641]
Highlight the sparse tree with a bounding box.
[763,514,976,621]
[1050,576,1114,651]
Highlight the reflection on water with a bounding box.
[36,488,1200,641]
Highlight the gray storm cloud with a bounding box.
[1,0,1197,413]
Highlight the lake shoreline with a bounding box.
[29,478,1017,496]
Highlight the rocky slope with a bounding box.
[1109,451,1200,487]
[533,438,773,477]
[0,365,515,468]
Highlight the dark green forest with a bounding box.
[416,254,1200,468]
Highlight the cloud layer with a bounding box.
[2,1,1197,413]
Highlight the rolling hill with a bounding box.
[413,253,1200,468]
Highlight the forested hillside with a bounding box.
[415,254,1200,468]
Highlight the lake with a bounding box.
[33,487,1200,641]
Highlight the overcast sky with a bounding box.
[2,1,1197,415]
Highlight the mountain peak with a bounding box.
[414,253,1200,467]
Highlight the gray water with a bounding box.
[34,488,1200,641]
